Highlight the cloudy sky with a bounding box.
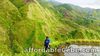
[55,0,100,9]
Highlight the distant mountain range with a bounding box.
[0,0,100,55]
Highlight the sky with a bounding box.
[55,0,100,9]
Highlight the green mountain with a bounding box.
[0,0,100,56]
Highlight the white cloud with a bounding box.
[55,0,100,9]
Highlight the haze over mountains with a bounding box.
[0,0,100,56]
[55,0,100,9]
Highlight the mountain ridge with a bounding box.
[0,0,100,55]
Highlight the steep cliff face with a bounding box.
[0,0,100,55]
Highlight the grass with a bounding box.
[0,0,100,56]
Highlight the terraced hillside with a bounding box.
[0,0,100,56]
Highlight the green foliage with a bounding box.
[10,0,26,8]
[24,31,35,48]
[57,4,72,11]
[0,0,100,56]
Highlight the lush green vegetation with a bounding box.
[0,0,100,56]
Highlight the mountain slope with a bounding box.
[0,0,100,55]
